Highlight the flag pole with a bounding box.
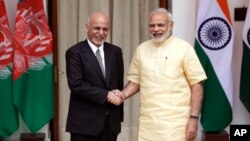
[20,133,45,141]
[202,130,229,141]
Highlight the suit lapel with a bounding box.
[81,41,106,82]
[104,44,112,85]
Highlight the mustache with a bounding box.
[151,30,171,43]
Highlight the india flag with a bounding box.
[194,0,234,132]
[240,1,250,114]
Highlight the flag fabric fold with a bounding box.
[0,0,19,138]
[195,0,234,132]
[13,0,54,133]
[240,1,250,114]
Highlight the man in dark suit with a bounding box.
[65,12,124,141]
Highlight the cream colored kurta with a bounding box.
[127,36,207,141]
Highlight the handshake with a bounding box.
[107,89,126,106]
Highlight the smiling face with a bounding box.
[149,12,173,44]
[85,13,110,47]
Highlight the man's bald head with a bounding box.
[87,12,110,26]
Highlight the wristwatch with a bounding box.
[190,115,199,120]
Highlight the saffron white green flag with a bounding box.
[240,1,250,113]
[195,0,233,132]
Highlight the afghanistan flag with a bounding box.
[240,1,250,113]
[195,0,234,132]
[0,0,19,138]
[13,0,54,133]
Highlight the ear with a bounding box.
[169,21,174,31]
[85,24,88,32]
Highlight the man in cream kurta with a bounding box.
[115,8,207,141]
[127,35,206,141]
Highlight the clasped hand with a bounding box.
[107,89,125,106]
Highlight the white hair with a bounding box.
[149,8,173,22]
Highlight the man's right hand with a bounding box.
[107,90,124,105]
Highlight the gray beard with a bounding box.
[151,30,172,44]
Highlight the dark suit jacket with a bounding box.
[65,40,124,135]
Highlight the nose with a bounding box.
[98,29,104,34]
[153,25,160,31]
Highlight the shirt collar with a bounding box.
[87,39,104,54]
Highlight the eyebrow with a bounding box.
[149,23,167,27]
